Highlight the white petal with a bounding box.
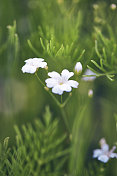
[67,80,79,88]
[33,58,44,62]
[45,78,58,88]
[110,153,117,158]
[82,69,96,81]
[48,71,60,78]
[101,144,109,152]
[52,85,63,95]
[60,84,72,92]
[21,64,36,74]
[82,76,96,81]
[25,58,44,63]
[93,149,103,158]
[61,69,74,80]
[37,62,47,68]
[98,155,109,163]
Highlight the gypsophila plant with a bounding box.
[1,0,117,175]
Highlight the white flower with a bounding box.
[88,89,93,98]
[22,58,47,74]
[93,138,117,163]
[45,69,79,95]
[74,62,82,75]
[110,4,116,10]
[82,69,96,81]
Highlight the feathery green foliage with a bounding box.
[0,107,69,176]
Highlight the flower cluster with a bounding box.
[93,138,117,163]
[22,58,81,95]
[22,58,117,166]
[21,58,96,95]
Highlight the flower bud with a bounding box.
[74,62,82,75]
[88,89,93,98]
[45,66,48,70]
[69,92,72,96]
[44,87,49,91]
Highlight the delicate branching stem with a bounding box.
[35,72,70,133]
[61,95,71,108]
[48,91,61,107]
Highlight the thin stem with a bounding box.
[35,72,61,107]
[48,91,61,107]
[61,95,62,104]
[35,72,45,87]
[60,106,70,133]
[35,72,70,133]
[61,94,71,108]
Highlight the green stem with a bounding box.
[60,106,70,133]
[35,72,70,133]
[35,72,45,87]
[61,94,71,108]
[35,73,61,107]
[61,95,62,104]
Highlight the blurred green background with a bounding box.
[0,0,117,174]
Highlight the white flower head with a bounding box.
[88,89,93,98]
[22,58,47,74]
[110,4,116,10]
[93,138,117,163]
[45,69,79,95]
[74,62,82,75]
[82,69,96,81]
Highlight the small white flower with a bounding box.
[93,138,117,163]
[45,69,79,95]
[82,69,96,81]
[110,4,116,10]
[22,58,47,74]
[88,89,93,98]
[74,62,82,75]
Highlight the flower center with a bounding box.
[59,82,63,85]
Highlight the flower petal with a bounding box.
[61,69,74,80]
[82,69,96,81]
[60,84,72,92]
[37,62,47,68]
[25,58,44,63]
[101,144,109,152]
[67,80,79,88]
[21,64,36,74]
[52,85,63,95]
[110,153,117,158]
[93,149,102,158]
[45,78,58,88]
[48,71,60,78]
[98,155,109,163]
